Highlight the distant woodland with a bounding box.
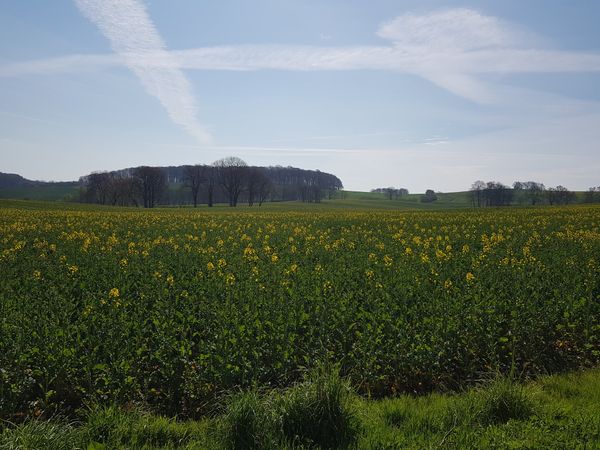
[469,180,600,207]
[2,168,599,208]
[79,157,344,207]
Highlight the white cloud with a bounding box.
[73,0,211,144]
[376,8,530,51]
[3,8,600,107]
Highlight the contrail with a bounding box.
[4,7,599,105]
[74,0,211,144]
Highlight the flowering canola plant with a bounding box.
[1,203,599,417]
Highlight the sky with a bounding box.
[1,0,599,193]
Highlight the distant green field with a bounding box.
[0,184,79,201]
[0,189,475,211]
[1,186,591,211]
[332,190,474,209]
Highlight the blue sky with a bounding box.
[1,0,599,192]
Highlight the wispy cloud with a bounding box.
[377,8,533,51]
[3,7,600,106]
[73,0,211,143]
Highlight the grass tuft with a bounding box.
[474,377,535,425]
[0,419,82,450]
[279,364,359,449]
[219,389,275,450]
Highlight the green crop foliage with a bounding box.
[1,202,599,420]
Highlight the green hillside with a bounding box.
[0,184,79,201]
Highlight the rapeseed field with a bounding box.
[1,204,598,418]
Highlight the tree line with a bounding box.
[371,187,409,200]
[80,157,343,208]
[469,180,591,207]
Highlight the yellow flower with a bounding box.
[383,255,393,267]
[365,270,374,279]
[244,246,257,260]
[225,273,236,285]
[119,258,128,267]
[271,254,279,263]
[33,270,41,280]
[466,272,475,282]
[207,261,215,271]
[217,258,227,268]
[444,279,453,290]
[405,247,413,255]
[68,265,79,274]
[109,288,120,298]
[166,274,175,286]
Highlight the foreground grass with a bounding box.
[2,368,599,449]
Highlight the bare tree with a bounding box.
[257,174,273,206]
[183,164,205,207]
[213,156,248,207]
[205,166,217,207]
[547,185,576,205]
[471,180,486,207]
[483,181,513,206]
[83,172,113,204]
[111,176,141,206]
[245,168,260,206]
[134,166,167,208]
[513,181,545,205]
[584,186,600,203]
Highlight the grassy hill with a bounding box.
[0,184,79,201]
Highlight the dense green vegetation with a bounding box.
[1,368,599,448]
[1,199,598,447]
[1,201,599,419]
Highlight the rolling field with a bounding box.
[0,184,79,202]
[1,200,599,424]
